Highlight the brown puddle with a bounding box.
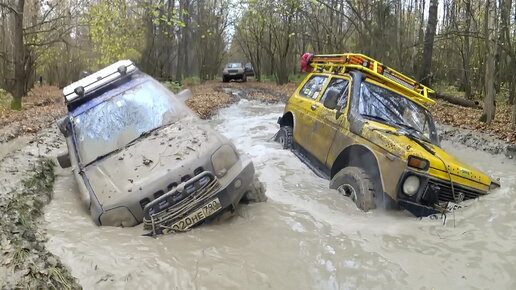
[44,100,516,289]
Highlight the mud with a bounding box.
[1,85,515,289]
[0,127,80,288]
[42,99,516,289]
[438,124,516,158]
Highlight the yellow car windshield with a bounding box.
[358,82,439,145]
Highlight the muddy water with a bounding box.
[44,99,516,289]
[0,135,31,161]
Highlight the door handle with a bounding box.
[310,104,318,111]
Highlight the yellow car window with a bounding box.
[299,75,328,100]
[320,78,349,109]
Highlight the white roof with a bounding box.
[63,60,136,103]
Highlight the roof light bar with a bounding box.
[63,60,136,104]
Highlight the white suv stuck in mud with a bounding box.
[56,60,265,235]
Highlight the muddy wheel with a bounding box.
[222,76,228,83]
[330,167,376,211]
[276,126,293,149]
[241,177,267,203]
[242,75,247,82]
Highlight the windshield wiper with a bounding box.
[394,122,432,143]
[126,124,168,147]
[82,148,123,169]
[81,124,169,168]
[371,123,436,155]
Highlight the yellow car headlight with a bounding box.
[402,175,420,196]
[211,144,239,177]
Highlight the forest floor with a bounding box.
[0,79,514,287]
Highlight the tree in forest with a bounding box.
[418,0,438,86]
[193,0,230,80]
[481,0,497,124]
[0,0,81,109]
[88,0,143,67]
[234,7,267,81]
[0,0,26,110]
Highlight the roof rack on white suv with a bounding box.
[63,60,136,104]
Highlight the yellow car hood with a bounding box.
[364,122,495,192]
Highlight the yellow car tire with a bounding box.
[330,166,376,212]
[276,126,293,149]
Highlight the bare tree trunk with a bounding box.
[500,0,514,105]
[418,0,438,86]
[511,72,516,127]
[0,6,5,88]
[462,0,472,99]
[11,0,26,110]
[512,88,516,128]
[182,0,190,77]
[481,0,497,124]
[175,0,186,81]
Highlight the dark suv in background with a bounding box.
[222,63,247,82]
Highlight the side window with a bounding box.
[299,75,328,100]
[320,78,349,109]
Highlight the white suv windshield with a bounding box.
[73,80,187,165]
[358,81,438,144]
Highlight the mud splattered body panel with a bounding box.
[279,68,498,216]
[59,66,255,227]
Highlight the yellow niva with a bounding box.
[275,53,499,217]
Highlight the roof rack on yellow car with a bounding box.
[302,53,436,105]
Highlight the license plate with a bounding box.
[446,202,462,211]
[164,198,222,233]
[229,73,236,75]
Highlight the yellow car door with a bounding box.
[310,76,351,165]
[291,74,329,150]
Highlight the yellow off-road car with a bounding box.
[276,53,500,217]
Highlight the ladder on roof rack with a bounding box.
[305,53,435,105]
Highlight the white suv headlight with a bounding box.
[211,145,239,177]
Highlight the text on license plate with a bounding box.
[168,198,222,232]
[446,202,462,211]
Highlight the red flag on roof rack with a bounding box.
[300,53,314,72]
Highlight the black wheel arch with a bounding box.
[330,145,384,196]
[279,111,294,128]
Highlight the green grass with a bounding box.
[182,76,201,86]
[0,88,12,109]
[162,76,202,93]
[258,74,277,83]
[288,74,307,84]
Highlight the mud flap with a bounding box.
[398,199,440,217]
[57,152,71,168]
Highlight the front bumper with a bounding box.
[396,170,488,217]
[142,156,255,235]
[224,73,244,79]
